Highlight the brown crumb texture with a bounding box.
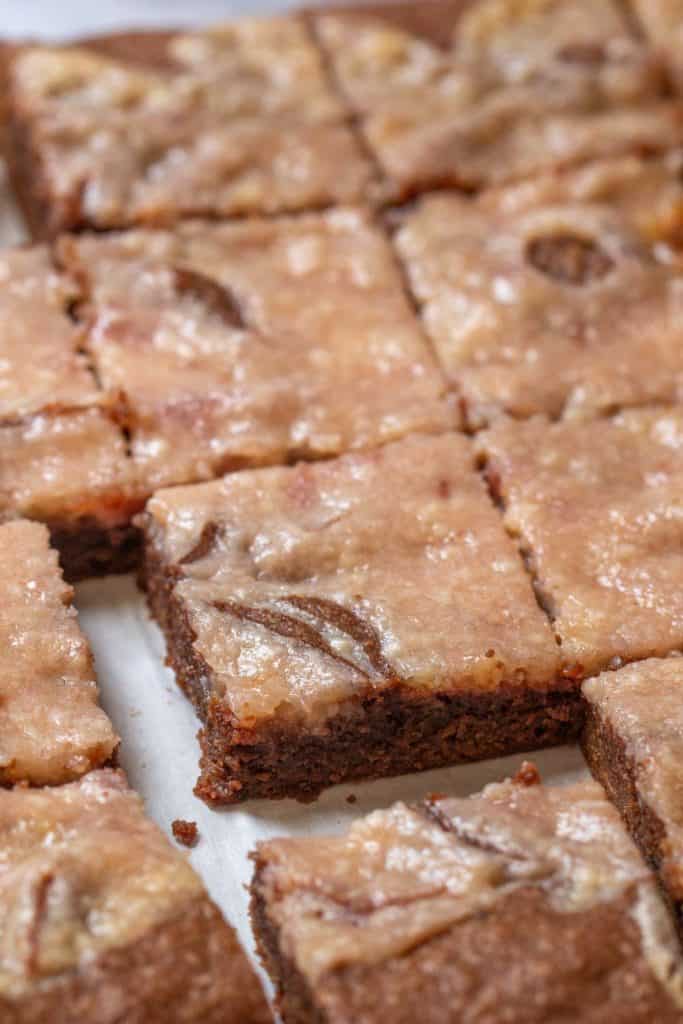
[251,774,683,1022]
[311,0,680,197]
[172,819,199,848]
[141,433,576,805]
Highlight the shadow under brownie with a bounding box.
[0,769,271,1024]
[582,656,683,938]
[4,16,374,238]
[310,0,682,197]
[251,765,683,1023]
[140,432,579,805]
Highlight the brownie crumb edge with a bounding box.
[172,819,199,848]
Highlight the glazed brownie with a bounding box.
[5,17,374,237]
[311,0,680,197]
[0,244,143,578]
[59,210,452,489]
[141,432,578,805]
[0,520,117,786]
[479,408,683,679]
[0,769,271,1023]
[583,657,683,935]
[394,151,683,427]
[251,766,683,1023]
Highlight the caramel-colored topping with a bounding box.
[257,774,683,1006]
[60,211,451,488]
[480,409,683,676]
[10,19,373,226]
[0,521,117,785]
[0,405,139,525]
[0,247,96,419]
[315,0,674,191]
[0,770,203,997]
[583,657,683,880]
[145,433,559,721]
[630,0,683,92]
[396,153,683,425]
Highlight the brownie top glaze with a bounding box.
[0,521,118,785]
[143,432,560,721]
[254,768,683,1007]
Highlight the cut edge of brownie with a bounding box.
[581,700,682,932]
[250,854,321,1024]
[142,528,582,805]
[49,515,143,582]
[0,895,270,1024]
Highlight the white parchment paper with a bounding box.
[1,1,589,1008]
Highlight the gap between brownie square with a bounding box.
[139,431,581,805]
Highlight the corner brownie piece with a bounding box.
[479,408,683,679]
[0,520,117,786]
[59,210,452,489]
[395,151,683,426]
[583,657,683,935]
[0,769,271,1023]
[6,17,373,236]
[312,0,680,197]
[251,767,683,1023]
[141,432,576,805]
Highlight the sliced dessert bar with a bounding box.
[59,210,452,489]
[311,0,680,196]
[583,656,683,935]
[479,408,683,679]
[0,246,97,418]
[0,244,142,578]
[5,17,373,236]
[0,520,117,786]
[141,432,576,805]
[394,152,683,426]
[0,769,271,1022]
[251,766,683,1023]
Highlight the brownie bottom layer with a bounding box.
[49,517,142,582]
[582,705,681,930]
[198,683,582,805]
[251,863,681,1024]
[1,897,270,1024]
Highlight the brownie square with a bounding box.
[0,769,270,1023]
[312,0,680,196]
[6,18,374,237]
[59,210,453,490]
[0,404,143,580]
[251,766,683,1023]
[0,520,117,786]
[479,408,683,679]
[140,432,577,805]
[583,657,683,936]
[0,246,97,418]
[395,152,683,427]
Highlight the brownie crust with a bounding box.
[144,532,580,804]
[0,896,271,1024]
[582,703,678,925]
[251,866,680,1024]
